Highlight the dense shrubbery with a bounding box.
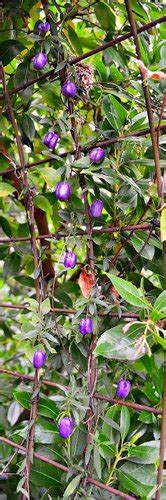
[0,1,165,498]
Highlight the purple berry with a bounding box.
[33,52,47,70]
[116,379,131,399]
[43,131,59,150]
[33,350,46,369]
[89,147,105,164]
[58,416,74,439]
[64,251,77,269]
[38,22,50,34]
[79,317,93,335]
[89,199,103,218]
[62,81,77,98]
[55,182,71,201]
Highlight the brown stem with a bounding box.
[124,0,162,198]
[1,15,165,97]
[0,222,153,244]
[0,368,161,415]
[0,64,42,500]
[1,124,165,177]
[155,352,166,499]
[155,240,166,499]
[67,99,97,459]
[157,91,166,147]
[94,393,161,415]
[0,303,144,319]
[0,437,135,499]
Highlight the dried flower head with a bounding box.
[68,62,94,100]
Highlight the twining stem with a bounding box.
[0,124,165,177]
[0,64,43,500]
[1,15,165,97]
[67,98,97,453]
[124,0,162,199]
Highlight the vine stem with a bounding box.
[0,64,43,500]
[0,367,162,414]
[124,0,162,199]
[0,15,165,97]
[0,222,153,244]
[67,98,97,456]
[0,124,165,177]
[0,437,135,500]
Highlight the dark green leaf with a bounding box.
[0,40,25,66]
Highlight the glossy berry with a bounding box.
[44,131,59,150]
[58,416,74,439]
[64,251,77,269]
[33,350,46,369]
[79,317,92,335]
[38,21,50,34]
[116,379,131,399]
[89,147,105,164]
[62,81,77,98]
[33,52,47,70]
[89,199,103,218]
[55,182,71,201]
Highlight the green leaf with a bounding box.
[66,24,83,55]
[151,290,166,321]
[14,391,59,419]
[109,94,127,127]
[120,406,130,443]
[35,419,59,444]
[104,273,148,308]
[0,216,13,237]
[40,298,51,315]
[0,182,15,197]
[93,445,102,479]
[0,40,25,66]
[131,233,155,260]
[40,167,61,187]
[63,474,82,499]
[94,2,115,31]
[127,441,160,464]
[102,406,121,444]
[4,252,21,278]
[95,323,146,361]
[30,458,63,490]
[160,207,166,243]
[34,194,53,215]
[117,462,156,497]
[21,114,36,141]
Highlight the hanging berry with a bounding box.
[58,416,74,438]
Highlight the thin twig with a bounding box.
[0,64,43,500]
[0,124,165,177]
[157,91,166,147]
[0,437,135,500]
[124,0,162,198]
[0,368,161,415]
[0,15,165,97]
[0,223,153,244]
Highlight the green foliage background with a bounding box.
[0,0,165,498]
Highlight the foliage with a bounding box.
[0,0,165,498]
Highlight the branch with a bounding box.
[0,15,165,97]
[0,437,135,500]
[1,124,165,177]
[125,0,162,198]
[0,222,154,244]
[0,64,42,500]
[0,369,161,415]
